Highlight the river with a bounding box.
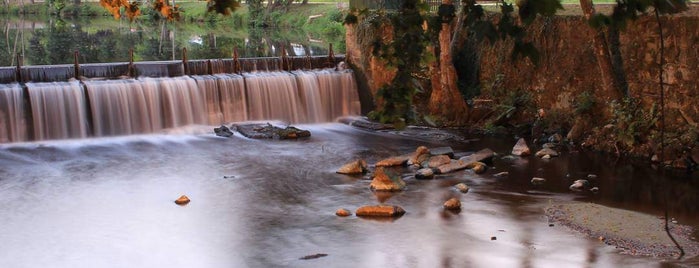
[0,123,696,267]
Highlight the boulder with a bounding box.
[435,159,469,174]
[443,198,461,210]
[356,205,406,217]
[466,161,487,174]
[430,147,455,158]
[548,133,563,143]
[511,138,531,156]
[408,146,431,166]
[337,159,368,174]
[569,179,590,191]
[415,168,435,180]
[454,183,470,193]
[542,143,557,149]
[425,155,452,168]
[370,167,406,191]
[214,125,234,137]
[335,208,352,217]
[459,148,495,165]
[376,154,410,167]
[531,177,546,185]
[174,195,190,205]
[535,148,559,158]
[234,123,311,139]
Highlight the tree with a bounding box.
[99,0,239,21]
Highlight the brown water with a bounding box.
[0,124,696,267]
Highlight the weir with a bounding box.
[0,55,361,143]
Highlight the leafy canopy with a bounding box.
[99,0,240,21]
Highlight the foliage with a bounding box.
[49,0,67,15]
[590,0,688,28]
[365,0,431,126]
[99,0,239,21]
[610,97,658,148]
[574,90,596,116]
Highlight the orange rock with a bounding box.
[512,138,531,156]
[408,146,431,166]
[426,155,451,168]
[356,205,406,217]
[337,159,368,174]
[465,161,487,174]
[443,198,461,210]
[375,154,411,167]
[369,167,406,191]
[174,195,190,205]
[335,208,352,217]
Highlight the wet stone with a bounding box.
[356,205,406,217]
[454,183,470,193]
[459,148,495,165]
[415,168,435,180]
[335,208,352,217]
[370,167,406,191]
[213,125,234,137]
[233,123,310,139]
[430,146,455,158]
[569,179,590,191]
[174,195,190,205]
[376,154,410,167]
[531,177,546,185]
[425,155,452,168]
[337,159,368,175]
[443,198,461,210]
[512,138,531,156]
[535,148,559,158]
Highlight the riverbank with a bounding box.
[546,202,699,259]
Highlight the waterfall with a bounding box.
[84,79,153,136]
[0,67,361,143]
[0,83,26,143]
[26,81,89,140]
[192,74,247,125]
[244,71,304,123]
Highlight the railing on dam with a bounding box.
[349,0,463,13]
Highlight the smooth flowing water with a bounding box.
[0,124,697,268]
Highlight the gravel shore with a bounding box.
[546,202,699,259]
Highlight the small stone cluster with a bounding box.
[333,145,496,218]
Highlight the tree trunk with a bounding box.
[579,0,621,102]
[428,20,468,122]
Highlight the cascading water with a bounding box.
[84,79,154,136]
[244,71,304,123]
[192,74,248,124]
[0,66,361,142]
[26,81,89,140]
[0,83,26,143]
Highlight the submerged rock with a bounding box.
[214,125,234,137]
[531,177,546,185]
[443,198,461,210]
[493,171,509,178]
[569,179,590,191]
[466,161,487,174]
[356,205,406,217]
[415,168,435,180]
[337,159,368,175]
[535,148,559,158]
[370,167,406,191]
[512,138,531,156]
[335,208,352,217]
[454,183,470,193]
[174,195,190,205]
[459,148,495,165]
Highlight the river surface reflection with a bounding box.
[0,123,696,267]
